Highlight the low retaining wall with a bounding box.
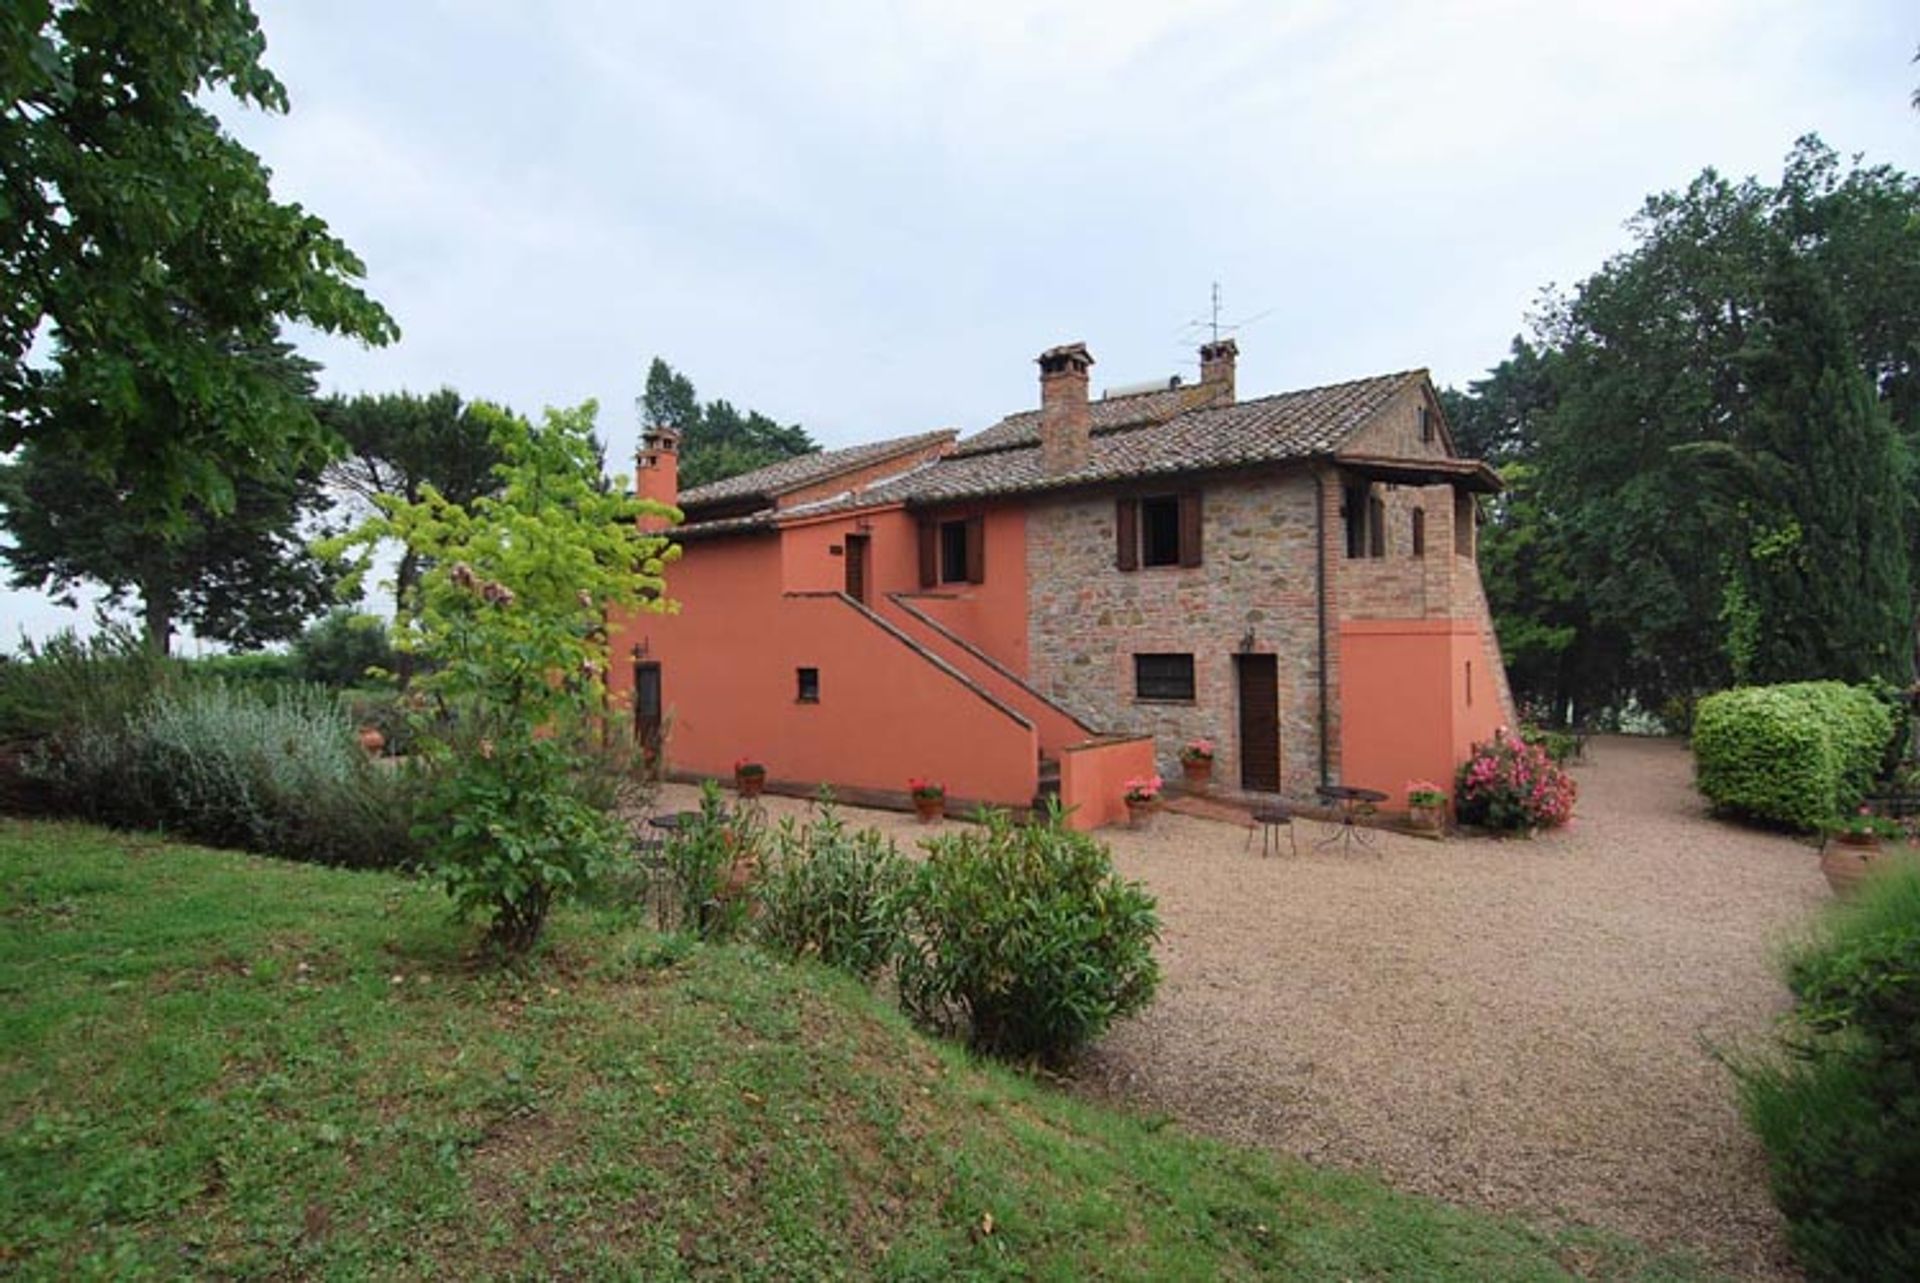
[1058,735,1157,831]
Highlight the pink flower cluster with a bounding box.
[1124,774,1164,804]
[1179,739,1215,763]
[1454,731,1576,831]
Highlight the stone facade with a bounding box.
[1026,470,1329,799]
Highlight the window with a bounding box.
[1454,491,1475,558]
[1116,492,1202,570]
[1368,496,1386,558]
[1411,507,1426,556]
[918,515,984,586]
[1134,653,1195,702]
[1419,404,1434,443]
[1343,483,1367,559]
[797,667,819,703]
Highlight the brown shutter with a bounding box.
[1178,490,1203,567]
[965,515,985,584]
[917,519,937,588]
[1115,498,1138,571]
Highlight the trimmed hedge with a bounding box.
[1693,682,1895,831]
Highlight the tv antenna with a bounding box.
[1177,282,1274,354]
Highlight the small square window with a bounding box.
[797,667,819,703]
[1134,653,1195,702]
[1140,496,1182,567]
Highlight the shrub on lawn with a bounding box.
[186,650,301,686]
[896,806,1160,1063]
[0,626,174,743]
[658,780,761,940]
[293,608,398,688]
[1454,730,1576,831]
[754,798,910,980]
[1738,860,1920,1280]
[31,680,420,869]
[1693,682,1896,831]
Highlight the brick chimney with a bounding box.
[635,425,680,533]
[1199,338,1238,402]
[1038,342,1094,474]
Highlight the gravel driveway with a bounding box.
[1077,736,1818,1279]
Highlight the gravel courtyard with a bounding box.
[1079,736,1819,1279]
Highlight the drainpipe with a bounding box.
[1315,466,1331,788]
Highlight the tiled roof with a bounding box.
[951,381,1229,456]
[859,370,1425,507]
[677,429,956,509]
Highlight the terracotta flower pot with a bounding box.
[1127,799,1157,830]
[1181,758,1213,794]
[735,771,765,798]
[357,726,385,757]
[1409,802,1445,833]
[913,795,945,824]
[1820,835,1882,897]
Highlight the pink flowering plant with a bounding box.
[1454,729,1576,831]
[734,757,766,778]
[1123,774,1164,805]
[908,777,945,801]
[1179,738,1215,764]
[1406,780,1447,808]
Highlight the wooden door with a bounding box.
[634,662,662,778]
[1235,654,1281,792]
[844,534,869,605]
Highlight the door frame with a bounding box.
[1234,653,1281,792]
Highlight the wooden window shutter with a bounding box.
[964,515,985,584]
[917,519,937,588]
[1177,491,1203,567]
[1116,498,1139,571]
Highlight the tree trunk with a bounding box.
[142,584,174,656]
[394,545,421,688]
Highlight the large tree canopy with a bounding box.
[0,335,342,654]
[1448,136,1920,720]
[1,0,396,522]
[640,357,817,490]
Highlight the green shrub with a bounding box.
[896,806,1160,1063]
[658,781,760,940]
[1693,682,1896,831]
[30,681,420,869]
[754,798,910,980]
[0,626,175,742]
[1520,725,1579,764]
[186,650,301,686]
[1739,860,1920,1280]
[294,608,397,687]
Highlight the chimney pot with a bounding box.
[1037,342,1094,474]
[636,424,681,530]
[1199,338,1238,402]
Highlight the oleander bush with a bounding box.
[1454,731,1577,831]
[1693,682,1896,831]
[1739,860,1920,1280]
[754,798,910,980]
[896,805,1160,1063]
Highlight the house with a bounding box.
[609,339,1515,829]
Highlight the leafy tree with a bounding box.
[326,401,679,954]
[1438,337,1556,466]
[2,1,396,522]
[292,608,397,688]
[0,337,341,653]
[317,389,505,668]
[639,357,817,490]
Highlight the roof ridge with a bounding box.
[679,427,956,504]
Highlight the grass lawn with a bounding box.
[0,818,1717,1280]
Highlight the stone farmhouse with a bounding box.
[609,339,1516,829]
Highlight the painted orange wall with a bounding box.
[902,504,1030,673]
[609,531,1039,807]
[1058,736,1157,831]
[1336,619,1463,808]
[884,595,1092,758]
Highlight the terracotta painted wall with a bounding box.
[884,593,1092,757]
[1338,618,1513,809]
[609,534,1039,807]
[1058,736,1157,831]
[904,503,1030,673]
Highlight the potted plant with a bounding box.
[1406,780,1446,834]
[733,756,767,798]
[909,777,946,824]
[1179,738,1215,792]
[1123,774,1164,830]
[1820,807,1901,896]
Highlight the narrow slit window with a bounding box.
[1411,507,1426,557]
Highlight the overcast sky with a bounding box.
[4,0,1916,647]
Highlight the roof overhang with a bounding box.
[1333,453,1504,494]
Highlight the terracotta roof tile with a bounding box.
[952,381,1229,456]
[677,429,955,509]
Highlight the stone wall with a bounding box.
[1026,470,1329,799]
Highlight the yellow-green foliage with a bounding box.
[1692,681,1895,830]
